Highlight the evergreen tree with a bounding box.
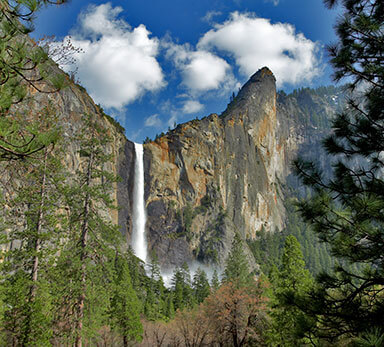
[192,268,210,304]
[144,255,168,320]
[268,236,313,346]
[172,267,185,311]
[53,115,121,346]
[295,0,384,341]
[223,233,252,287]
[164,292,175,320]
[110,254,143,346]
[172,263,194,311]
[210,269,220,292]
[0,1,67,160]
[1,114,64,345]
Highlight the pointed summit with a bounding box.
[223,67,276,123]
[237,66,276,100]
[249,67,276,83]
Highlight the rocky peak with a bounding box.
[237,66,276,100]
[140,67,284,268]
[223,67,276,127]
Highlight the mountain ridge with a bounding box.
[138,67,345,268]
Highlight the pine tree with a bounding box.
[223,233,252,287]
[110,254,143,346]
[210,269,220,292]
[165,292,175,320]
[0,1,67,160]
[172,263,194,311]
[268,236,313,346]
[172,267,185,311]
[192,268,210,304]
[53,115,121,346]
[143,254,168,320]
[1,114,65,345]
[294,0,384,341]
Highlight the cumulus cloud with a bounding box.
[198,12,320,86]
[144,114,162,128]
[165,41,234,93]
[57,3,165,109]
[182,100,204,114]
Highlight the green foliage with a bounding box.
[110,254,143,344]
[294,0,384,341]
[267,236,314,346]
[183,203,194,234]
[210,269,220,292]
[143,136,152,144]
[155,132,166,141]
[97,105,126,134]
[0,0,68,160]
[192,268,210,304]
[3,272,54,345]
[143,255,171,321]
[50,115,122,344]
[194,194,212,215]
[248,198,335,277]
[351,328,384,347]
[1,116,66,344]
[223,233,252,287]
[0,105,62,160]
[172,263,195,311]
[279,84,346,130]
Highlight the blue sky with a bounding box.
[33,0,340,142]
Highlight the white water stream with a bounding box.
[131,143,148,262]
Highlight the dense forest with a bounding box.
[0,0,383,346]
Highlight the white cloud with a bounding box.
[167,112,179,128]
[202,10,222,23]
[165,41,233,93]
[144,114,162,128]
[265,0,280,5]
[198,12,320,86]
[182,100,204,114]
[57,3,165,109]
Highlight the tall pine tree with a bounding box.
[268,236,313,346]
[295,0,384,342]
[192,268,210,304]
[1,113,65,345]
[110,253,143,346]
[53,115,121,346]
[223,233,252,287]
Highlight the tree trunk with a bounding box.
[30,148,48,298]
[75,151,94,347]
[22,149,49,347]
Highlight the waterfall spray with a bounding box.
[131,143,147,262]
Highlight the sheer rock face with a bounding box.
[139,68,343,269]
[142,68,291,268]
[9,61,341,269]
[6,62,135,244]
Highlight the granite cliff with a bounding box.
[139,68,345,268]
[6,59,343,270]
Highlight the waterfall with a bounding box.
[131,143,147,262]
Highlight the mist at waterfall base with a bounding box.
[130,143,220,287]
[160,262,222,288]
